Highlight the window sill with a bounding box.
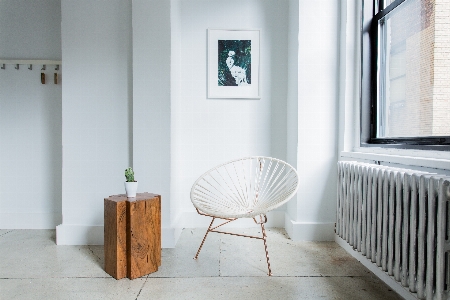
[340,148,450,171]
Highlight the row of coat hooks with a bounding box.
[0,59,62,84]
[0,64,59,70]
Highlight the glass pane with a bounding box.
[377,0,450,138]
[383,0,397,9]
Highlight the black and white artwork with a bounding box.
[208,29,260,99]
[218,40,251,86]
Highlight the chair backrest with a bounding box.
[190,156,299,218]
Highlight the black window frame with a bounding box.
[360,0,450,151]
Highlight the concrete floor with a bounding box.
[0,228,403,300]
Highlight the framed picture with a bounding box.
[208,29,260,99]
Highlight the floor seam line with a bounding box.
[0,277,114,279]
[135,275,148,299]
[0,275,375,280]
[87,246,101,262]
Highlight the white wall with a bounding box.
[133,0,176,247]
[286,0,299,222]
[56,0,132,244]
[171,0,289,229]
[0,0,61,60]
[285,0,341,241]
[171,0,183,228]
[1,0,349,244]
[0,0,62,228]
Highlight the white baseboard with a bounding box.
[56,224,179,248]
[53,214,334,245]
[0,213,61,229]
[176,210,286,229]
[284,215,335,241]
[56,224,103,245]
[335,235,417,300]
[162,227,181,248]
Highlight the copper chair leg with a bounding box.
[194,212,273,276]
[194,217,215,259]
[260,222,272,276]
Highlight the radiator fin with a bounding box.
[337,161,450,300]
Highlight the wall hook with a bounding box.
[1,64,5,69]
[55,64,59,71]
[28,64,33,70]
[41,65,46,71]
[15,64,19,70]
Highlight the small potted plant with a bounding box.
[124,167,138,197]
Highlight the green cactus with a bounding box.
[125,167,135,182]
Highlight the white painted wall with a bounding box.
[286,0,299,222]
[338,0,360,154]
[0,0,61,60]
[285,0,341,241]
[171,0,289,229]
[132,0,176,247]
[171,0,183,228]
[0,0,357,245]
[57,0,132,244]
[0,0,62,228]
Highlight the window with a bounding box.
[361,0,450,150]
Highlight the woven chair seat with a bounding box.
[191,156,299,219]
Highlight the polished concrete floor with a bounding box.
[0,228,402,300]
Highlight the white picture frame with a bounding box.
[208,29,260,99]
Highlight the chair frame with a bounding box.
[194,208,272,275]
[191,156,299,276]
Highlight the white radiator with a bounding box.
[336,161,450,300]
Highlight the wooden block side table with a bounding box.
[104,197,127,279]
[104,192,161,280]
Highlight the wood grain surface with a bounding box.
[127,194,161,279]
[104,197,127,279]
[104,193,161,280]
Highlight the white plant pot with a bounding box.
[125,181,138,198]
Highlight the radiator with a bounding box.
[336,161,450,300]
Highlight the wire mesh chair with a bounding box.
[190,156,299,276]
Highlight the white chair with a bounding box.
[190,156,299,276]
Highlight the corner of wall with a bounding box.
[284,213,335,241]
